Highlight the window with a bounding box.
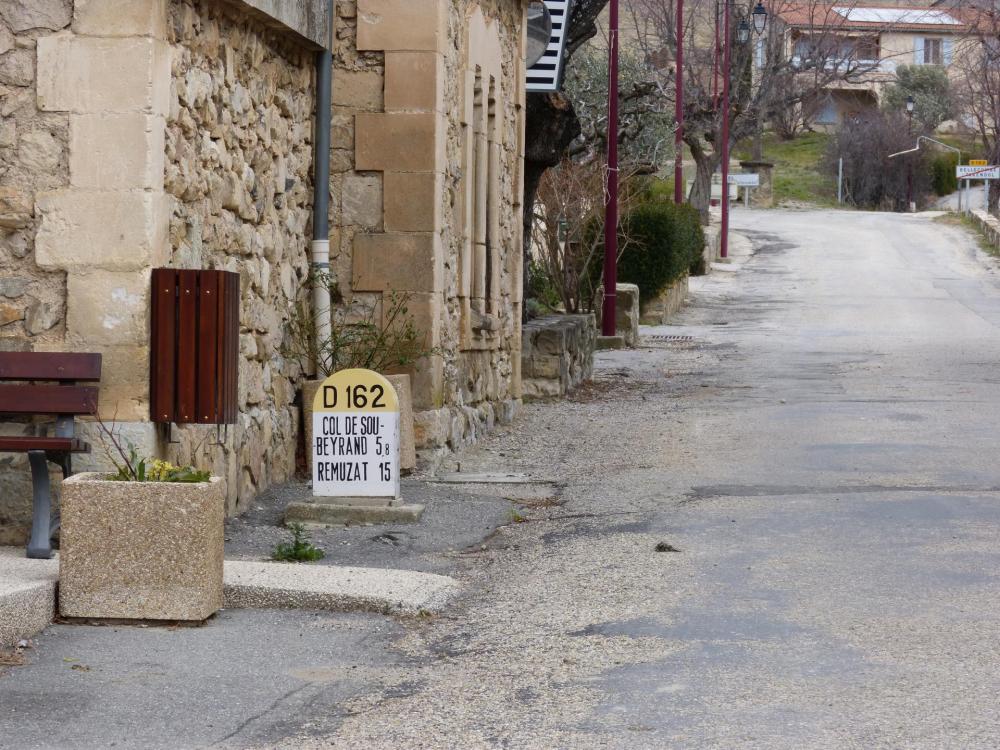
[924,37,943,65]
[816,97,839,125]
[854,36,879,62]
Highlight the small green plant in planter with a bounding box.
[97,418,208,483]
[272,523,325,562]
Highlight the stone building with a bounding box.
[0,0,529,544]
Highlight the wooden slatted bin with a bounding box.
[151,269,239,425]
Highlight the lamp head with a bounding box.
[752,2,768,35]
[906,95,915,114]
[737,18,751,44]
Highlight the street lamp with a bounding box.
[737,18,750,45]
[905,94,915,115]
[720,1,767,259]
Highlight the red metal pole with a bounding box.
[720,0,731,259]
[674,0,684,204]
[602,0,619,336]
[713,0,721,102]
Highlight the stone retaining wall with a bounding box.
[971,209,1000,249]
[521,314,595,400]
[640,275,689,325]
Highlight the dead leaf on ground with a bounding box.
[0,651,26,667]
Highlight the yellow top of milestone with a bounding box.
[312,369,400,413]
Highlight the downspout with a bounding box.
[311,4,334,376]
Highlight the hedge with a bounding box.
[930,153,958,197]
[614,201,705,302]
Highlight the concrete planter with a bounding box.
[58,473,224,621]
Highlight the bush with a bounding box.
[824,110,932,210]
[930,153,958,196]
[613,202,705,302]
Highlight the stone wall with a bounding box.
[0,0,528,544]
[330,0,527,463]
[0,1,74,543]
[162,0,315,513]
[0,0,72,349]
[640,275,690,325]
[521,314,595,400]
[0,0,321,544]
[971,209,1000,250]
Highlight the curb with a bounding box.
[1,547,460,645]
[223,560,460,615]
[0,548,57,648]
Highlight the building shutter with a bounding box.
[943,38,954,66]
[914,36,924,65]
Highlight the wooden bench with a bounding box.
[0,352,101,559]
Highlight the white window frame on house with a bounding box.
[914,36,953,66]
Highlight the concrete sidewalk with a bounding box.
[0,473,527,648]
[1,547,459,649]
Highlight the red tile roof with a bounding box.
[774,3,972,32]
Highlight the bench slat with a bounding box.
[0,436,90,453]
[0,384,99,415]
[0,352,102,382]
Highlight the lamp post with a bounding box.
[602,0,620,337]
[906,94,915,212]
[720,1,767,259]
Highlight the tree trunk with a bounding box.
[522,92,582,321]
[686,138,720,225]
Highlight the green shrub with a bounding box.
[614,202,705,301]
[930,153,958,197]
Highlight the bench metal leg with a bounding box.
[26,450,54,560]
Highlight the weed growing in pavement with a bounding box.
[271,523,325,562]
[655,541,681,552]
[509,508,528,524]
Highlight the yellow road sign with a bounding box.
[970,159,988,166]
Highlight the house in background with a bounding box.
[769,4,970,128]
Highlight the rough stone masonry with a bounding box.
[0,0,531,542]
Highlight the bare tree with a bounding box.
[533,158,647,313]
[523,0,611,259]
[625,0,893,219]
[953,8,1000,211]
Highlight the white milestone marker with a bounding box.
[312,369,401,500]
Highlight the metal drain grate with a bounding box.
[644,335,695,343]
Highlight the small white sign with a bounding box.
[957,165,1000,180]
[312,369,400,499]
[728,173,760,187]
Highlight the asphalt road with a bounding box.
[6,207,1000,749]
[302,208,1000,748]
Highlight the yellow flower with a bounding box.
[148,459,178,482]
